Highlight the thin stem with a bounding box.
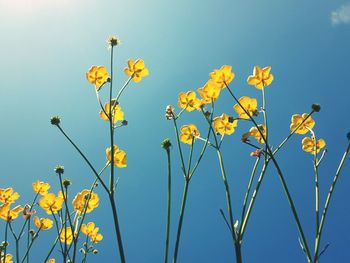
[26,219,30,263]
[21,229,41,263]
[3,222,8,263]
[172,179,190,263]
[115,77,132,104]
[238,157,260,237]
[43,236,60,262]
[172,115,187,176]
[225,83,312,262]
[109,194,126,263]
[240,162,268,239]
[314,141,350,261]
[164,148,171,263]
[55,124,109,192]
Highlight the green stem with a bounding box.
[56,125,109,192]
[26,220,30,263]
[172,116,187,176]
[43,236,59,262]
[172,179,190,263]
[225,83,312,262]
[21,229,41,263]
[314,141,350,261]
[240,162,268,239]
[238,157,260,237]
[109,194,126,263]
[164,148,171,263]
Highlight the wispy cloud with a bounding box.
[331,3,350,25]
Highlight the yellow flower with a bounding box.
[0,188,20,204]
[180,124,200,144]
[290,114,315,134]
[0,204,23,222]
[33,216,53,230]
[302,137,326,154]
[248,125,266,144]
[213,114,238,135]
[106,145,127,168]
[209,65,235,88]
[46,259,55,263]
[38,193,64,214]
[124,59,149,83]
[90,231,103,244]
[59,227,73,245]
[233,96,258,119]
[177,91,202,112]
[32,181,51,196]
[86,66,109,89]
[197,80,221,103]
[72,190,99,214]
[1,254,13,263]
[100,101,124,124]
[81,222,103,244]
[247,66,274,89]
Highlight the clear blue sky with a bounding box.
[0,0,350,262]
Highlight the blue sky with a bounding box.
[0,0,350,262]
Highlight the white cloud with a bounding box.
[331,3,350,25]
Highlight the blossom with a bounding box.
[22,204,36,219]
[0,204,24,221]
[290,114,315,134]
[100,100,124,124]
[177,91,202,112]
[180,124,200,144]
[86,66,109,89]
[34,216,53,230]
[106,145,127,168]
[209,65,235,88]
[124,59,149,83]
[0,254,13,263]
[233,96,258,119]
[198,80,221,103]
[46,259,55,263]
[59,227,73,245]
[81,222,103,244]
[0,188,20,204]
[72,189,99,214]
[247,125,266,144]
[32,181,51,196]
[38,193,64,214]
[213,114,238,135]
[247,66,274,89]
[302,137,326,154]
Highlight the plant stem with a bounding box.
[164,148,171,263]
[109,194,126,263]
[314,141,350,261]
[56,125,109,192]
[173,179,190,263]
[238,157,260,237]
[225,83,312,262]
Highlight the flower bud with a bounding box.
[50,116,61,126]
[62,179,71,188]
[1,241,9,247]
[122,120,128,126]
[165,105,174,120]
[93,249,98,254]
[311,104,321,112]
[107,36,121,47]
[161,139,172,150]
[79,248,85,254]
[54,165,64,174]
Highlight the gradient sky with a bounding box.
[1,0,350,262]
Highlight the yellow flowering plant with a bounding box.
[48,35,148,263]
[163,64,350,263]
